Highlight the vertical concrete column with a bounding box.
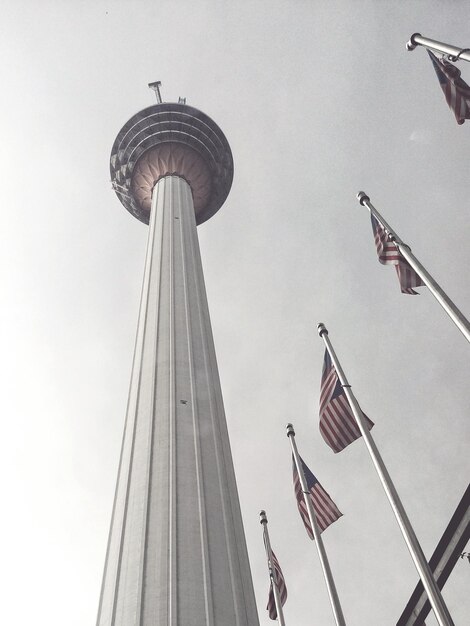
[97,176,259,626]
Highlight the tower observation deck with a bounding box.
[97,100,259,625]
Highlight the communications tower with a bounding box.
[97,92,259,625]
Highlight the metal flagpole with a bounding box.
[286,425,346,626]
[357,192,470,343]
[406,33,470,62]
[317,323,455,626]
[260,511,286,626]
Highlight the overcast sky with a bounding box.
[1,1,469,625]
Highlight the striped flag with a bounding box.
[427,49,470,125]
[293,455,342,539]
[371,214,424,295]
[320,349,374,453]
[266,550,287,620]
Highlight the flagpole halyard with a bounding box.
[260,511,286,626]
[317,324,455,626]
[357,192,470,343]
[287,424,347,626]
[406,33,470,62]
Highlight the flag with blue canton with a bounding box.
[427,49,470,124]
[293,455,342,539]
[371,214,424,295]
[320,349,374,453]
[266,550,287,620]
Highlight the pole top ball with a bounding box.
[356,191,370,205]
[286,423,295,437]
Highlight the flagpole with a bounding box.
[357,192,470,343]
[287,424,346,626]
[260,511,286,626]
[317,323,454,626]
[406,33,470,62]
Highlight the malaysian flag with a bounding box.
[428,49,470,124]
[371,214,424,295]
[266,550,287,620]
[320,349,374,453]
[293,455,342,539]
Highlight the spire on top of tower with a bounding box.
[148,80,162,103]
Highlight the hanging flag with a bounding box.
[371,214,425,295]
[427,49,470,125]
[293,455,342,539]
[320,349,374,453]
[266,550,288,620]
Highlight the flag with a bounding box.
[427,49,470,124]
[320,349,374,453]
[371,214,424,295]
[266,550,287,620]
[293,455,342,539]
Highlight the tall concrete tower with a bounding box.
[97,97,259,626]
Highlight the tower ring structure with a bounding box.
[110,102,234,225]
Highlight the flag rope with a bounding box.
[448,48,470,62]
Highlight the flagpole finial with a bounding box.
[259,510,268,525]
[406,33,422,51]
[317,323,328,337]
[286,423,295,437]
[357,191,370,205]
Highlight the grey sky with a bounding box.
[1,1,469,624]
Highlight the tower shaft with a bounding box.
[98,176,259,625]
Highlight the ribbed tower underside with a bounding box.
[97,176,259,626]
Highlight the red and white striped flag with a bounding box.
[427,49,470,125]
[266,550,288,620]
[371,214,424,295]
[320,349,374,453]
[293,455,342,539]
